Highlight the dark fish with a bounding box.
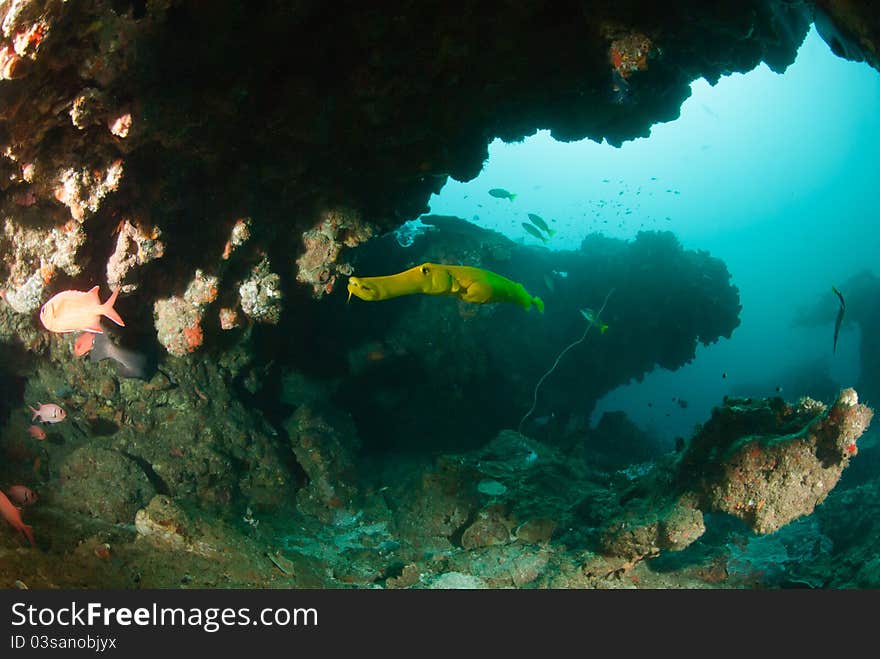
[579,308,608,333]
[89,333,157,380]
[832,286,846,354]
[521,223,548,243]
[701,103,719,119]
[489,188,517,201]
[527,214,555,237]
[532,412,555,426]
[610,70,630,105]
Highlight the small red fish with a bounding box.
[27,425,46,440]
[30,403,66,423]
[39,285,124,333]
[5,485,37,506]
[0,489,34,546]
[73,332,96,357]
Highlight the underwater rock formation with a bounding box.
[591,388,872,565]
[815,479,880,587]
[106,219,164,293]
[678,388,872,534]
[295,208,374,299]
[55,446,155,524]
[0,0,848,360]
[135,495,218,558]
[598,495,705,561]
[285,402,360,523]
[814,0,880,67]
[0,387,873,588]
[2,343,298,517]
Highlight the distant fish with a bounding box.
[543,273,555,293]
[579,308,608,333]
[532,412,555,426]
[489,188,517,202]
[552,270,568,279]
[30,403,65,424]
[610,70,630,104]
[521,223,548,243]
[832,285,846,354]
[527,214,556,237]
[89,333,157,380]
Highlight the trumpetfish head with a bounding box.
[347,276,383,302]
[347,263,455,302]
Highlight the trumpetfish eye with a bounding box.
[421,265,429,275]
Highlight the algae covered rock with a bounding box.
[681,388,873,534]
[460,504,516,550]
[134,495,217,558]
[285,402,361,522]
[599,496,705,560]
[56,447,155,524]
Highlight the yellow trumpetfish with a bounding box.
[347,262,544,313]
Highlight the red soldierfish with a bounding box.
[39,286,124,334]
[30,403,66,423]
[0,489,34,546]
[5,485,37,506]
[27,425,46,440]
[73,332,96,357]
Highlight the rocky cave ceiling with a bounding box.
[0,0,877,352]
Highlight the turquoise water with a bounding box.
[426,26,880,440]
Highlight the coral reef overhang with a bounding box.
[0,0,875,331]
